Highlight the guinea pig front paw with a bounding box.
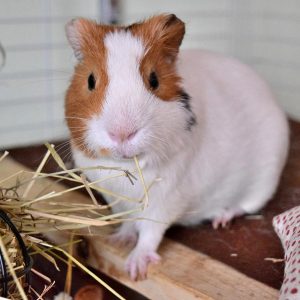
[125,247,161,281]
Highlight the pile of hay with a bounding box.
[0,144,149,300]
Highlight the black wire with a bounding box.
[0,248,8,297]
[0,210,33,295]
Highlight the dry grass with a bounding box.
[0,144,150,299]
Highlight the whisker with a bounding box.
[55,137,84,153]
[54,140,71,149]
[144,139,168,161]
[60,148,74,163]
[58,138,87,162]
[65,116,89,121]
[67,127,87,131]
[55,142,71,154]
[67,129,87,133]
[147,133,167,144]
[60,139,95,162]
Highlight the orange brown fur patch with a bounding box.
[139,48,183,100]
[65,19,116,157]
[99,148,111,156]
[129,14,185,101]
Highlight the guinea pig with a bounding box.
[65,14,289,280]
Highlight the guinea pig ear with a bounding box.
[136,14,185,61]
[65,18,97,60]
[159,14,185,52]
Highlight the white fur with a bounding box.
[72,36,289,279]
[86,31,189,164]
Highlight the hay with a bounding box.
[0,144,150,299]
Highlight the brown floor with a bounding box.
[7,120,300,298]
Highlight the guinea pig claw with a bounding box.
[125,248,161,281]
[212,215,231,229]
[212,208,244,229]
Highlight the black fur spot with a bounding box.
[187,115,197,129]
[180,91,192,111]
[179,90,197,131]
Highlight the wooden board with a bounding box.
[1,157,279,300]
[88,237,279,300]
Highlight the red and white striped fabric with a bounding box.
[273,206,300,299]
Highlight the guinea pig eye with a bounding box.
[149,71,159,90]
[88,73,96,91]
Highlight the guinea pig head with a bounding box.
[65,14,190,162]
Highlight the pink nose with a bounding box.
[108,129,137,143]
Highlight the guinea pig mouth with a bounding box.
[120,152,145,161]
[121,154,134,159]
[113,148,143,160]
[116,152,137,160]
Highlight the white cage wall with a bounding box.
[0,0,101,148]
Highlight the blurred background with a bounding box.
[1,0,300,149]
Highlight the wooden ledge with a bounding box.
[87,236,278,300]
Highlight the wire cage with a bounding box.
[0,209,32,298]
